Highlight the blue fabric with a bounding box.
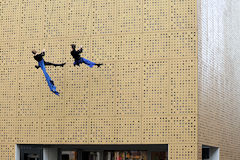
[74,57,96,68]
[38,59,60,96]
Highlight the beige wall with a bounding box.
[0,0,197,159]
[198,0,240,159]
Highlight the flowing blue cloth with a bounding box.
[73,57,96,68]
[39,59,59,96]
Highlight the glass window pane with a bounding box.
[151,152,168,160]
[61,151,77,160]
[103,151,148,160]
[82,151,102,160]
[24,153,40,160]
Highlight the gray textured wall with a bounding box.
[198,0,240,159]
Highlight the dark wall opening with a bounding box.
[18,144,168,160]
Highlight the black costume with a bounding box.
[33,51,62,96]
[34,51,65,69]
[71,47,102,68]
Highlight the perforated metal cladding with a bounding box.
[40,118,65,144]
[115,117,141,144]
[170,59,197,115]
[168,116,197,143]
[143,31,197,59]
[116,34,142,60]
[0,0,198,159]
[116,62,141,115]
[0,0,20,41]
[142,116,168,143]
[15,118,39,144]
[143,61,168,115]
[142,115,197,144]
[90,117,141,144]
[43,39,66,64]
[90,63,115,116]
[117,0,142,33]
[0,67,17,117]
[0,118,15,144]
[17,66,41,117]
[89,117,115,144]
[92,0,116,35]
[43,0,66,38]
[143,0,168,32]
[0,144,15,160]
[169,144,197,160]
[65,66,89,117]
[170,0,197,30]
[40,118,88,144]
[0,41,19,66]
[64,118,88,144]
[67,0,91,37]
[91,35,115,61]
[20,0,43,39]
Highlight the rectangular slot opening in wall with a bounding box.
[202,145,219,160]
[17,144,168,160]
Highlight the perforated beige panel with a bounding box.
[0,144,15,160]
[116,62,141,115]
[169,0,197,30]
[143,60,168,115]
[142,116,168,144]
[0,0,20,41]
[43,0,66,38]
[168,116,197,143]
[0,118,15,144]
[64,118,88,144]
[91,35,115,61]
[143,31,197,59]
[143,0,168,32]
[0,67,17,118]
[67,0,91,37]
[0,41,19,66]
[43,39,66,64]
[92,0,116,35]
[17,66,41,117]
[197,144,202,160]
[15,118,39,144]
[20,0,43,39]
[89,117,115,144]
[65,66,89,116]
[170,59,197,115]
[115,117,141,144]
[0,0,199,159]
[169,144,197,160]
[40,118,65,144]
[90,117,141,144]
[116,34,142,60]
[90,63,115,116]
[117,0,142,33]
[142,115,197,144]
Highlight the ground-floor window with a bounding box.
[202,145,219,160]
[17,144,168,160]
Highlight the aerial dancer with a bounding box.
[34,49,66,69]
[32,49,65,96]
[70,44,103,68]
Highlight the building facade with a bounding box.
[0,0,239,159]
